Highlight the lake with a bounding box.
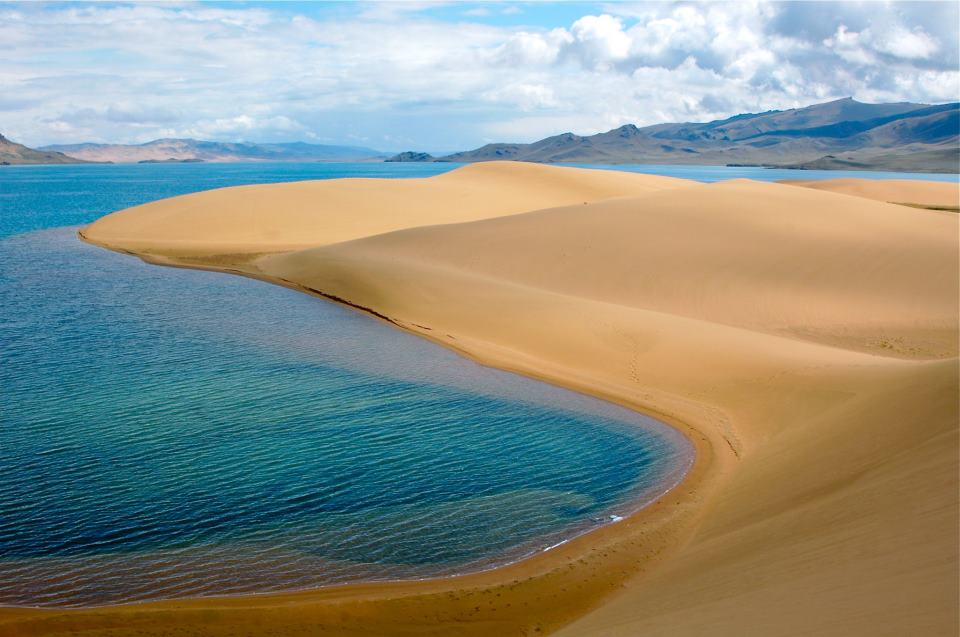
[1,162,696,607]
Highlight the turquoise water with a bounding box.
[0,162,457,239]
[0,161,949,608]
[0,163,696,608]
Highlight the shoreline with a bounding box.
[4,163,956,636]
[0,234,712,627]
[0,234,723,636]
[0,386,696,614]
[4,159,959,178]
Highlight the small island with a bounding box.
[137,158,205,163]
[385,151,435,162]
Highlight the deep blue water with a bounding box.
[0,163,695,608]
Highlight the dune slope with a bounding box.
[5,163,957,636]
[780,177,959,208]
[258,178,959,636]
[268,179,955,357]
[80,161,692,257]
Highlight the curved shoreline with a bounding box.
[0,248,698,607]
[0,238,720,636]
[4,164,956,636]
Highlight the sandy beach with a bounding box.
[3,162,957,636]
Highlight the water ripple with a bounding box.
[0,228,692,608]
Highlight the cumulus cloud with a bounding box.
[826,23,941,63]
[492,29,570,66]
[0,1,956,150]
[877,25,939,59]
[482,82,558,111]
[566,14,632,68]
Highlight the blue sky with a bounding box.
[3,1,958,151]
[198,2,611,28]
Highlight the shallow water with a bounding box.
[0,228,692,607]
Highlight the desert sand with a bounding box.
[780,177,959,209]
[82,161,688,256]
[3,163,957,636]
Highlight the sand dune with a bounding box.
[80,161,691,257]
[780,177,959,208]
[268,178,955,357]
[5,163,957,636]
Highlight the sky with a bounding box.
[3,0,959,152]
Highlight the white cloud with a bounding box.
[482,82,558,111]
[492,28,570,66]
[873,25,939,60]
[567,14,632,68]
[824,26,877,65]
[825,23,940,65]
[0,1,956,150]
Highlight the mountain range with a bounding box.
[391,98,959,173]
[4,98,958,171]
[0,133,88,165]
[38,138,386,163]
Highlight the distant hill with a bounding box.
[40,138,387,163]
[385,151,435,162]
[0,133,88,165]
[781,147,959,173]
[426,98,958,173]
